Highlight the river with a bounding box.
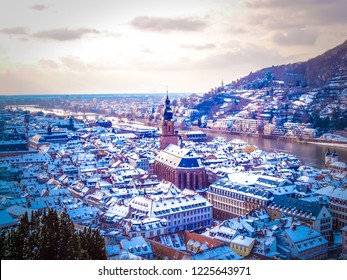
[14,105,347,169]
[196,129,347,170]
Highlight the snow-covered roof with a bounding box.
[120,236,152,256]
[285,225,328,252]
[155,144,204,169]
[0,210,18,227]
[315,186,347,201]
[231,235,255,247]
[191,245,242,260]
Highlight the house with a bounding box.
[207,178,273,220]
[126,187,213,233]
[0,210,19,229]
[67,206,99,225]
[148,231,242,260]
[267,195,332,239]
[5,205,33,220]
[315,185,347,229]
[341,226,347,257]
[120,236,153,259]
[255,175,293,189]
[124,217,168,239]
[277,224,328,260]
[229,235,256,257]
[105,244,122,260]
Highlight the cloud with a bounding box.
[180,43,216,50]
[60,56,87,71]
[33,28,100,41]
[130,16,208,32]
[29,4,49,11]
[39,59,59,69]
[272,30,318,46]
[0,27,29,35]
[246,0,347,26]
[227,26,248,34]
[196,43,289,71]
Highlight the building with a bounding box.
[154,94,208,191]
[123,217,168,239]
[126,186,213,233]
[230,118,265,134]
[325,148,339,166]
[148,231,242,260]
[315,185,347,229]
[229,235,256,257]
[0,210,19,229]
[207,178,273,220]
[254,175,293,189]
[160,94,178,150]
[342,225,347,257]
[277,224,328,260]
[267,195,332,240]
[120,236,153,259]
[154,144,208,191]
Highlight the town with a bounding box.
[0,93,346,260]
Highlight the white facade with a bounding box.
[127,188,213,233]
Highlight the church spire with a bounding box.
[164,90,173,121]
[160,90,178,150]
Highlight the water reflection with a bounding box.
[203,131,347,169]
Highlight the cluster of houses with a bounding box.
[0,109,346,260]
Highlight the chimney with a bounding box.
[292,224,297,231]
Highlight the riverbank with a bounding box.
[184,126,347,148]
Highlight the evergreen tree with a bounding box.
[5,229,18,259]
[1,208,107,260]
[27,210,41,259]
[14,212,30,259]
[58,210,79,259]
[39,209,60,259]
[79,228,90,260]
[89,229,107,260]
[0,230,7,259]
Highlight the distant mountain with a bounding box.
[194,39,347,133]
[232,39,347,89]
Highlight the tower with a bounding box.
[160,93,178,150]
[325,148,332,166]
[331,149,339,164]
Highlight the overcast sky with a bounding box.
[0,0,346,95]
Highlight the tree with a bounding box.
[0,209,107,260]
[79,227,107,260]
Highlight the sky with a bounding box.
[0,0,346,95]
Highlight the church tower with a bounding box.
[160,93,178,150]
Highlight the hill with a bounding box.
[194,39,347,134]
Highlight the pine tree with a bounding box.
[1,208,107,260]
[89,229,107,260]
[27,210,41,259]
[0,230,7,259]
[14,212,30,259]
[39,209,60,259]
[5,229,18,259]
[79,228,90,260]
[58,210,78,259]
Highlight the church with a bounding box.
[154,94,208,191]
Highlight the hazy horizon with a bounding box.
[1,0,347,95]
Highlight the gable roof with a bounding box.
[270,195,324,217]
[155,144,204,169]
